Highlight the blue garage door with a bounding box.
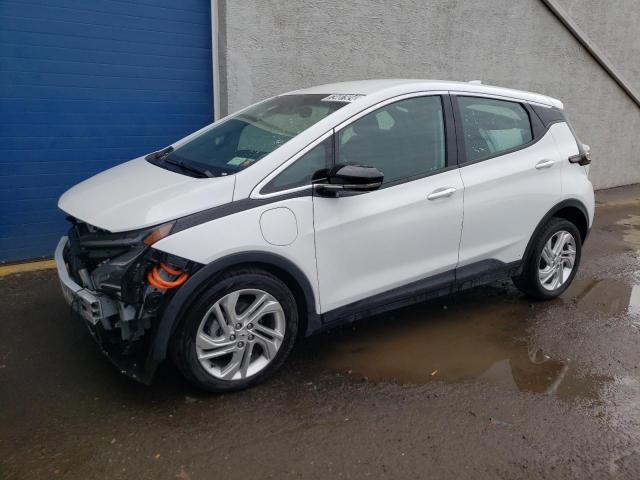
[0,0,213,262]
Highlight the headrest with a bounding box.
[353,114,380,136]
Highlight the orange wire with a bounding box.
[160,262,183,276]
[151,267,188,288]
[147,264,188,289]
[147,270,167,289]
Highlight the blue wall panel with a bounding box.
[0,0,213,261]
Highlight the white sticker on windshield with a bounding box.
[227,156,251,166]
[321,94,364,103]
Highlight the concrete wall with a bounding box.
[560,0,640,94]
[218,0,640,189]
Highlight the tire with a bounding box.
[512,218,582,300]
[171,267,298,393]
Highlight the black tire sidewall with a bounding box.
[525,219,582,299]
[172,269,298,393]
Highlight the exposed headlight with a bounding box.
[143,222,175,245]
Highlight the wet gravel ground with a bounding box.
[1,185,639,480]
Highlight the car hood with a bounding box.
[58,157,236,232]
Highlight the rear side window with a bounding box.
[457,96,533,162]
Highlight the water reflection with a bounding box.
[565,276,640,319]
[617,213,640,253]
[319,287,612,400]
[630,285,640,318]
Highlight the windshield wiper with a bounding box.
[147,146,174,161]
[146,145,214,178]
[162,157,215,178]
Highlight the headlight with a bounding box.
[143,222,175,245]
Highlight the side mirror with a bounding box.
[314,164,383,197]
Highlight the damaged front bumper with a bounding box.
[56,236,119,325]
[55,236,159,383]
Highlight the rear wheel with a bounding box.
[513,218,581,300]
[171,268,298,392]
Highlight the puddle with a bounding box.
[565,277,640,318]
[630,285,640,318]
[616,214,640,253]
[318,287,610,400]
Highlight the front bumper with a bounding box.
[55,236,118,324]
[55,236,156,383]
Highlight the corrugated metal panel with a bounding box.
[0,0,213,261]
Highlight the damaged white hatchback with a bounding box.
[56,79,594,392]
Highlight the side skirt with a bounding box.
[314,260,522,334]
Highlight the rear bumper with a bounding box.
[55,236,157,384]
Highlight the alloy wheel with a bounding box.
[538,230,577,291]
[195,289,286,380]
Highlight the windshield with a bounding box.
[153,94,347,177]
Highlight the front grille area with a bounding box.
[63,217,158,345]
[61,219,199,368]
[65,218,151,302]
[82,222,109,234]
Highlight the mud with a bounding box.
[1,184,639,480]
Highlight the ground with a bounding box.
[1,185,639,480]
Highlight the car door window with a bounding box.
[261,137,332,194]
[457,96,533,162]
[337,96,445,184]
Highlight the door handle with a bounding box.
[535,159,555,169]
[427,187,457,200]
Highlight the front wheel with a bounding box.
[171,268,298,392]
[513,218,582,300]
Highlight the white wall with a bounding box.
[218,0,640,189]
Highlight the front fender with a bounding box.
[144,251,320,375]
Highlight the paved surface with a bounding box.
[1,185,639,480]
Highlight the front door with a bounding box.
[313,94,464,313]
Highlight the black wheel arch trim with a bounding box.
[521,198,590,265]
[145,251,320,370]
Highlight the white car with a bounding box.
[56,79,594,392]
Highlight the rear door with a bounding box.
[313,93,464,314]
[452,94,562,271]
